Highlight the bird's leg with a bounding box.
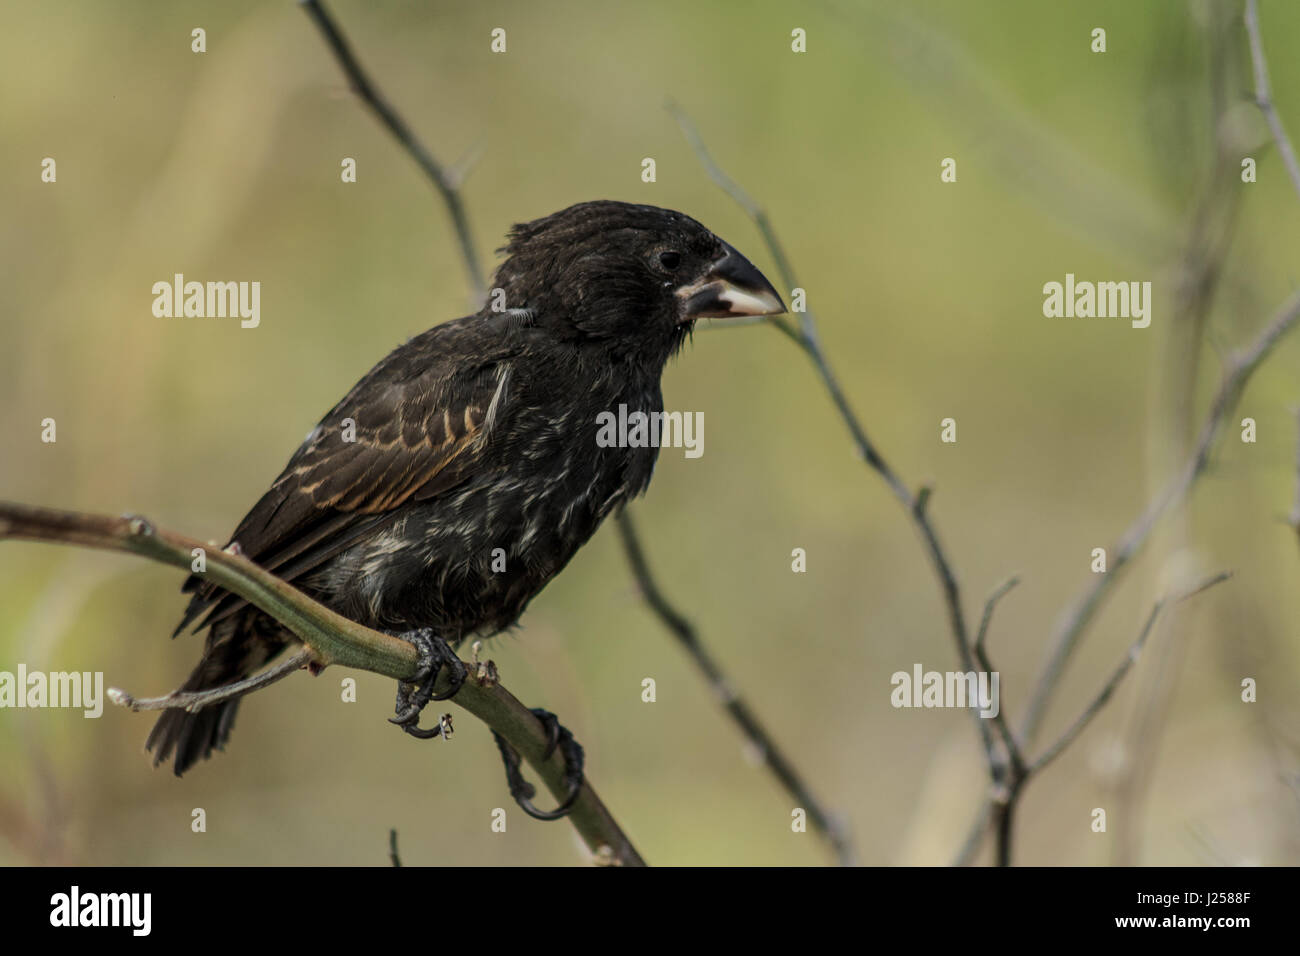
[491,708,585,821]
[387,628,467,739]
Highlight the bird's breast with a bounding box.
[326,386,663,638]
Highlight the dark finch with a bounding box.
[147,200,785,799]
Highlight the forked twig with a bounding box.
[667,101,1288,868]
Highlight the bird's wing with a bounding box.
[175,322,516,635]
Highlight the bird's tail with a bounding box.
[145,690,241,778]
[146,613,287,776]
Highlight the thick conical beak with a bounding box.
[676,244,786,322]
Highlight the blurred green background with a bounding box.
[2,0,1299,866]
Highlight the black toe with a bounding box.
[492,708,585,821]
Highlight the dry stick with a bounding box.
[955,1,1300,865]
[388,829,401,868]
[1030,572,1231,777]
[987,572,1230,867]
[668,103,1002,775]
[0,502,645,867]
[612,478,852,861]
[967,576,1030,866]
[669,103,969,655]
[972,576,1026,779]
[950,288,1300,864]
[1245,0,1300,201]
[295,0,851,865]
[1022,0,1300,753]
[1107,7,1241,866]
[669,100,1300,865]
[1026,291,1300,739]
[614,511,855,865]
[1247,0,1300,536]
[299,0,484,300]
[110,648,315,712]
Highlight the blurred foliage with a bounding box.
[1,0,1299,865]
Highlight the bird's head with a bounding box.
[491,200,786,360]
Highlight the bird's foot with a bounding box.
[387,628,467,739]
[492,708,585,821]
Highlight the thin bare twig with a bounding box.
[668,103,974,688]
[672,100,1009,862]
[108,647,315,713]
[972,576,1025,778]
[1105,6,1243,865]
[953,292,1300,866]
[614,511,855,865]
[973,576,1021,660]
[1245,0,1300,200]
[1243,0,1300,550]
[0,502,644,866]
[1030,571,1231,777]
[957,4,1300,863]
[948,286,1300,865]
[986,571,1230,866]
[1019,286,1300,747]
[299,0,485,300]
[1243,0,1300,539]
[668,97,1297,867]
[669,101,1002,799]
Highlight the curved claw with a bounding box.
[389,684,424,726]
[538,711,561,760]
[387,629,465,738]
[513,779,583,821]
[491,708,586,821]
[388,708,419,727]
[390,699,450,738]
[430,658,468,701]
[400,721,446,740]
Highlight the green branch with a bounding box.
[0,501,645,867]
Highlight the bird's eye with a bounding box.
[658,250,682,271]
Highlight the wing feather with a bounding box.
[175,321,516,635]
